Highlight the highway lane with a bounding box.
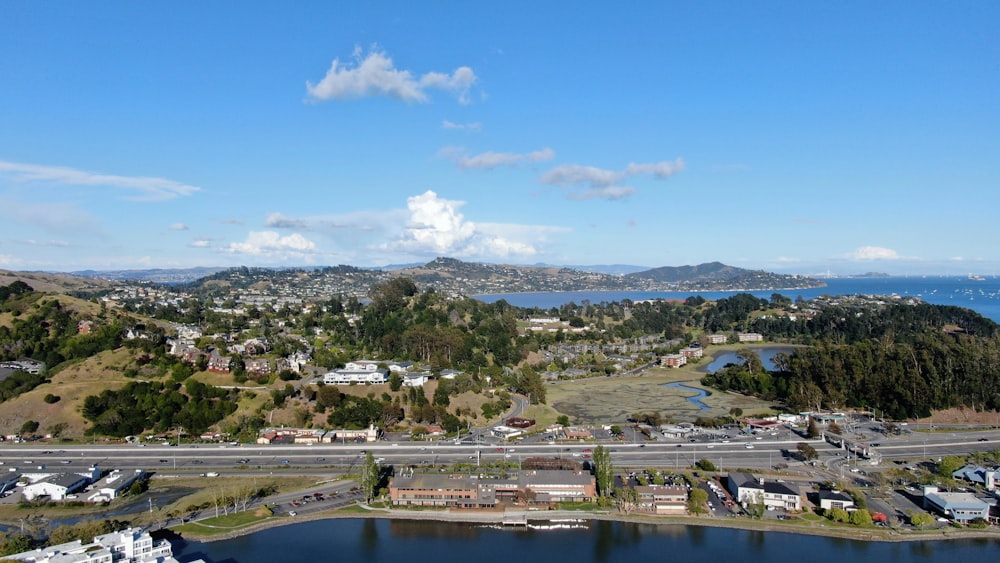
[1,428,996,472]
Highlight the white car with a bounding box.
[745,443,754,449]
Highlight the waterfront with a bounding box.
[173,518,1000,563]
[475,276,1000,323]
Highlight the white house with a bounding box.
[818,490,855,511]
[323,368,389,385]
[345,360,381,371]
[402,372,431,387]
[727,472,801,511]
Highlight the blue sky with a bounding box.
[1,2,997,275]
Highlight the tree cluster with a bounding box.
[82,380,237,436]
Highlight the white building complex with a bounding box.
[7,527,190,563]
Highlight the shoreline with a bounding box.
[178,506,1000,545]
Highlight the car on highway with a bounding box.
[745,443,754,449]
[281,459,289,464]
[978,438,989,442]
[316,457,326,462]
[159,459,169,463]
[60,460,72,464]
[289,511,297,517]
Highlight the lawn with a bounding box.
[171,509,274,537]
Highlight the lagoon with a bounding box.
[173,518,1000,563]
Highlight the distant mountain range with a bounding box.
[57,258,825,295]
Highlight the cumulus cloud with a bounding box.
[443,147,555,170]
[442,120,482,131]
[391,190,537,257]
[226,231,317,258]
[0,160,200,201]
[306,47,477,104]
[169,223,189,231]
[264,212,309,230]
[850,246,901,260]
[540,158,684,200]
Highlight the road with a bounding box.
[2,427,997,473]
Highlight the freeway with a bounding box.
[1,427,997,473]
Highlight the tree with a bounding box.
[796,442,818,461]
[746,491,766,519]
[828,421,843,435]
[806,417,820,438]
[910,512,935,527]
[592,445,613,498]
[360,451,380,503]
[695,458,717,472]
[19,420,39,435]
[614,486,639,514]
[388,372,402,392]
[556,415,570,426]
[936,455,965,478]
[850,508,873,526]
[688,488,708,514]
[827,507,850,523]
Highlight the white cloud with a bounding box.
[540,158,684,200]
[444,147,555,170]
[390,190,537,258]
[567,186,635,201]
[0,254,19,266]
[0,160,200,201]
[189,238,211,248]
[169,223,189,231]
[264,212,309,230]
[306,47,477,104]
[15,239,71,248]
[226,231,317,259]
[442,120,482,131]
[850,246,901,260]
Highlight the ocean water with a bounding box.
[475,276,1000,323]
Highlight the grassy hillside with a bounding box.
[0,348,139,438]
[0,269,110,295]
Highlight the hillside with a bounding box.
[0,269,111,296]
[625,261,819,290]
[0,348,136,437]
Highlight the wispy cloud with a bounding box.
[441,147,555,170]
[442,120,482,132]
[540,158,684,200]
[15,239,71,248]
[306,46,477,104]
[169,223,189,231]
[189,238,212,248]
[0,160,200,201]
[264,213,309,230]
[0,199,101,234]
